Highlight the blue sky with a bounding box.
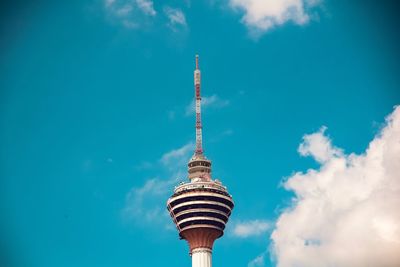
[1,0,400,267]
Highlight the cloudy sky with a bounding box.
[1,0,400,267]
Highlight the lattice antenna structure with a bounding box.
[194,55,203,155]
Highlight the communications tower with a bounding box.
[167,55,234,267]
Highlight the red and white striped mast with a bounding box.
[194,55,203,155]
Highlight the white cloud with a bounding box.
[222,129,234,136]
[298,126,343,163]
[248,254,265,267]
[122,176,178,223]
[271,106,400,267]
[104,0,156,29]
[203,94,230,107]
[122,19,138,29]
[232,220,272,238]
[122,142,193,226]
[164,6,187,29]
[115,4,132,16]
[228,0,321,37]
[185,94,230,116]
[105,0,115,8]
[136,0,156,16]
[134,161,153,170]
[160,142,194,168]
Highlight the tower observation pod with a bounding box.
[167,55,234,267]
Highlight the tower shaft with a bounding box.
[194,55,203,155]
[192,248,212,267]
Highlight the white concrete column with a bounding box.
[192,248,212,267]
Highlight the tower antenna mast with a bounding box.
[194,55,203,155]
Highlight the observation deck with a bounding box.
[167,155,234,252]
[167,181,234,234]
